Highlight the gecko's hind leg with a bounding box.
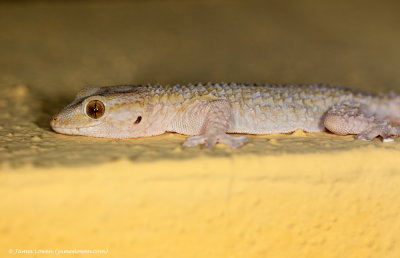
[182,100,248,149]
[324,101,400,141]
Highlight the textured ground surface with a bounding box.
[1,1,400,257]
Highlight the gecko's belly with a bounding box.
[227,110,326,134]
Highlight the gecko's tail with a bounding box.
[380,92,400,125]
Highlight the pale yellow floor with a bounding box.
[1,1,400,258]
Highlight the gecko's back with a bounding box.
[126,83,375,134]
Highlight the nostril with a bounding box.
[50,116,58,127]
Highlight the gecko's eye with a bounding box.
[85,100,105,119]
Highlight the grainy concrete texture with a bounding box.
[1,0,400,257]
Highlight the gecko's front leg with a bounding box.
[182,100,248,149]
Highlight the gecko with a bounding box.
[50,83,400,148]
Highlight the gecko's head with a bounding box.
[50,86,155,138]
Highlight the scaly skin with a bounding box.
[50,83,400,148]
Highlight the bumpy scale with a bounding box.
[50,83,400,148]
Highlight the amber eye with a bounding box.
[85,100,105,119]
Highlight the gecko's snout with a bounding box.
[50,113,71,134]
[50,115,58,128]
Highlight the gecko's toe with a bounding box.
[182,135,207,148]
[356,134,374,141]
[356,124,396,142]
[183,134,248,149]
[383,137,395,143]
[182,134,218,149]
[218,135,248,149]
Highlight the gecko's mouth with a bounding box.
[51,125,91,134]
[51,124,99,131]
[51,126,80,135]
[50,116,103,135]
